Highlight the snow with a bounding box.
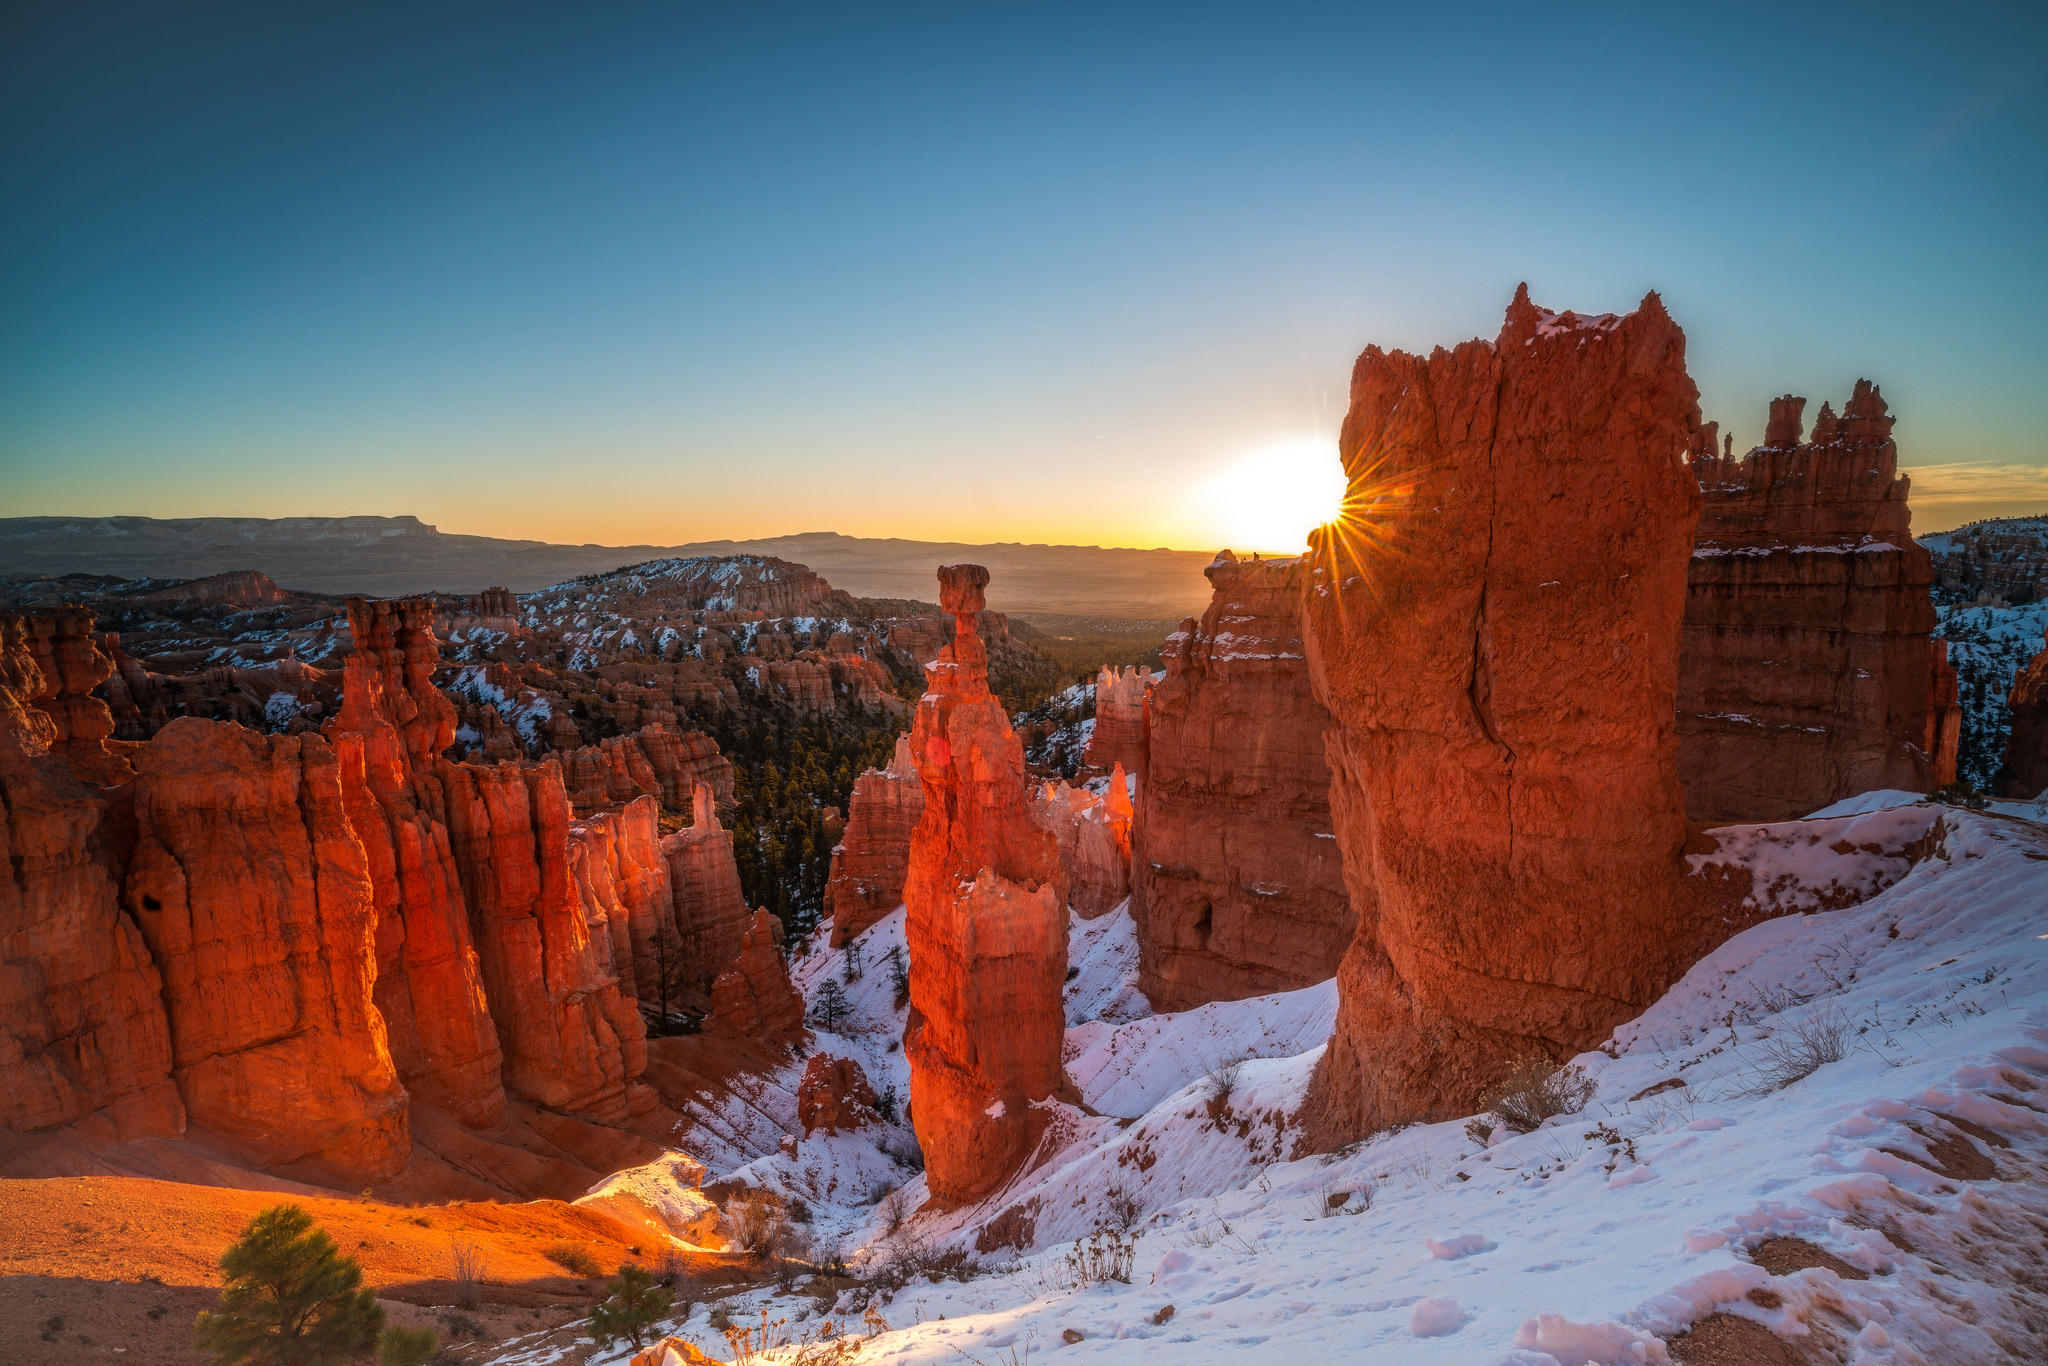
[1410,1296,1465,1337]
[1936,598,2048,788]
[491,803,2048,1366]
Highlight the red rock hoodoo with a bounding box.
[0,616,183,1147]
[1,594,757,1190]
[1132,551,1352,1009]
[122,719,410,1180]
[556,723,734,817]
[1298,287,1706,1145]
[1999,628,2048,799]
[826,736,923,946]
[660,782,756,1006]
[902,565,1072,1203]
[705,908,803,1040]
[1678,381,1960,819]
[1032,767,1134,920]
[1083,666,1151,773]
[796,1053,881,1136]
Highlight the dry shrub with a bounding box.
[1481,1058,1596,1134]
[1047,1228,1137,1291]
[448,1236,489,1309]
[1727,1006,1849,1098]
[728,1190,790,1260]
[1102,1183,1143,1233]
[723,1304,890,1365]
[542,1242,602,1278]
[1201,1055,1247,1118]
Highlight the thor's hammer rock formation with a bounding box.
[902,564,1072,1202]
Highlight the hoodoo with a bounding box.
[0,615,183,1147]
[826,736,923,946]
[902,565,1072,1203]
[1132,551,1352,1009]
[1083,665,1150,773]
[1678,382,1960,819]
[1298,286,1706,1144]
[0,595,757,1189]
[659,782,756,1006]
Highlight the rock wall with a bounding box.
[1032,767,1133,919]
[1132,552,1351,1010]
[122,719,410,1179]
[827,736,923,946]
[0,616,183,1145]
[1999,629,2048,799]
[661,783,755,1007]
[1083,666,1150,772]
[1299,287,1705,1145]
[1678,382,1959,819]
[555,723,734,818]
[705,908,803,1040]
[903,565,1071,1202]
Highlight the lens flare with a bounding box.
[1199,440,1348,553]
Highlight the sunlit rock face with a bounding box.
[1132,551,1351,1010]
[826,736,923,946]
[1677,382,1960,820]
[1083,665,1151,773]
[328,597,508,1128]
[556,723,734,818]
[0,616,184,1146]
[1999,627,2048,799]
[1032,766,1134,920]
[902,565,1072,1203]
[122,719,410,1181]
[1298,286,1705,1146]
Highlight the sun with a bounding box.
[1198,439,1349,553]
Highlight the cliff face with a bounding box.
[1999,628,2048,798]
[1083,666,1150,773]
[660,783,755,1007]
[826,736,923,946]
[1678,382,1959,820]
[1131,552,1351,1010]
[122,719,410,1179]
[0,616,182,1145]
[1299,287,1705,1145]
[705,908,803,1040]
[903,565,1071,1203]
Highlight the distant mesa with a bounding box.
[0,516,1220,618]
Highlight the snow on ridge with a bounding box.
[527,805,2048,1366]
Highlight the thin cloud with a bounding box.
[1901,461,2048,505]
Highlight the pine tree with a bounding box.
[811,977,851,1032]
[589,1264,673,1350]
[192,1205,384,1366]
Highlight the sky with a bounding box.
[3,1,2046,552]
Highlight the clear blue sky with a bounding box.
[4,1,2044,548]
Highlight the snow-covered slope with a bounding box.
[504,802,2048,1366]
